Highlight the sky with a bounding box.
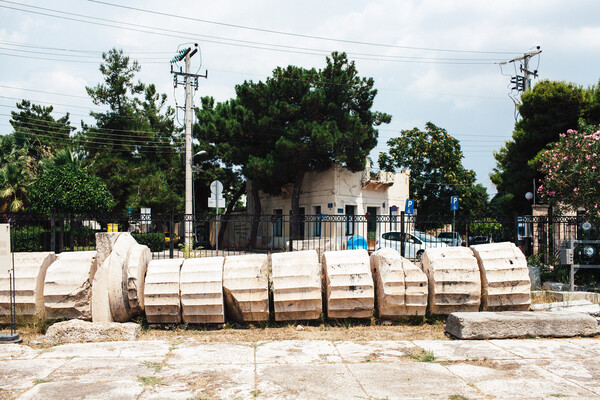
[1,0,600,198]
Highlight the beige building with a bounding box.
[241,161,410,249]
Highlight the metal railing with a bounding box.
[3,211,592,262]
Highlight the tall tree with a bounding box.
[379,122,487,216]
[490,80,597,214]
[196,52,390,240]
[9,100,73,161]
[81,49,183,213]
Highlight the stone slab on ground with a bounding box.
[446,311,600,339]
[144,258,183,324]
[180,257,225,324]
[44,319,141,344]
[271,250,322,321]
[536,290,600,304]
[222,254,269,323]
[0,252,56,322]
[43,251,97,320]
[421,247,481,315]
[322,249,374,319]
[471,242,531,311]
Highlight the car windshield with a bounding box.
[414,231,438,242]
[438,232,456,239]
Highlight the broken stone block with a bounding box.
[322,249,374,319]
[45,319,141,344]
[271,250,322,321]
[95,232,126,271]
[144,258,183,324]
[421,247,481,315]
[92,233,147,323]
[222,254,269,323]
[108,234,147,322]
[180,257,225,324]
[471,242,531,311]
[370,248,427,317]
[126,243,151,316]
[446,311,600,339]
[0,252,56,322]
[44,251,98,320]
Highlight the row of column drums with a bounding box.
[0,232,532,325]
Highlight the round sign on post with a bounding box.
[210,180,223,195]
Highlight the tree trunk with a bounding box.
[248,183,261,249]
[290,170,306,240]
[218,184,245,245]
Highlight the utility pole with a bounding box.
[500,46,542,93]
[170,43,207,249]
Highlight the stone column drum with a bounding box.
[421,247,481,315]
[322,249,374,319]
[370,248,427,317]
[43,251,98,320]
[271,250,322,321]
[144,258,183,324]
[180,257,225,324]
[222,254,269,323]
[0,252,56,322]
[471,242,531,311]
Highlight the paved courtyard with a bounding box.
[1,338,600,399]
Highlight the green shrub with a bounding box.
[12,227,49,252]
[132,233,164,252]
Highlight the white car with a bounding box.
[377,230,447,260]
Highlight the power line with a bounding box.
[88,0,520,55]
[0,2,511,65]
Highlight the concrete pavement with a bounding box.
[1,337,600,399]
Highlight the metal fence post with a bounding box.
[50,209,56,253]
[169,211,174,259]
[400,211,405,257]
[289,211,293,252]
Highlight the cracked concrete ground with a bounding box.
[1,338,600,399]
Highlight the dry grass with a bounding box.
[2,317,447,345]
[139,320,447,343]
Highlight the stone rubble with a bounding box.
[44,319,140,344]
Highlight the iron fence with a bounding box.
[4,211,595,263]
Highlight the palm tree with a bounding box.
[0,164,27,212]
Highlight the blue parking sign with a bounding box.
[451,196,459,211]
[405,199,415,215]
